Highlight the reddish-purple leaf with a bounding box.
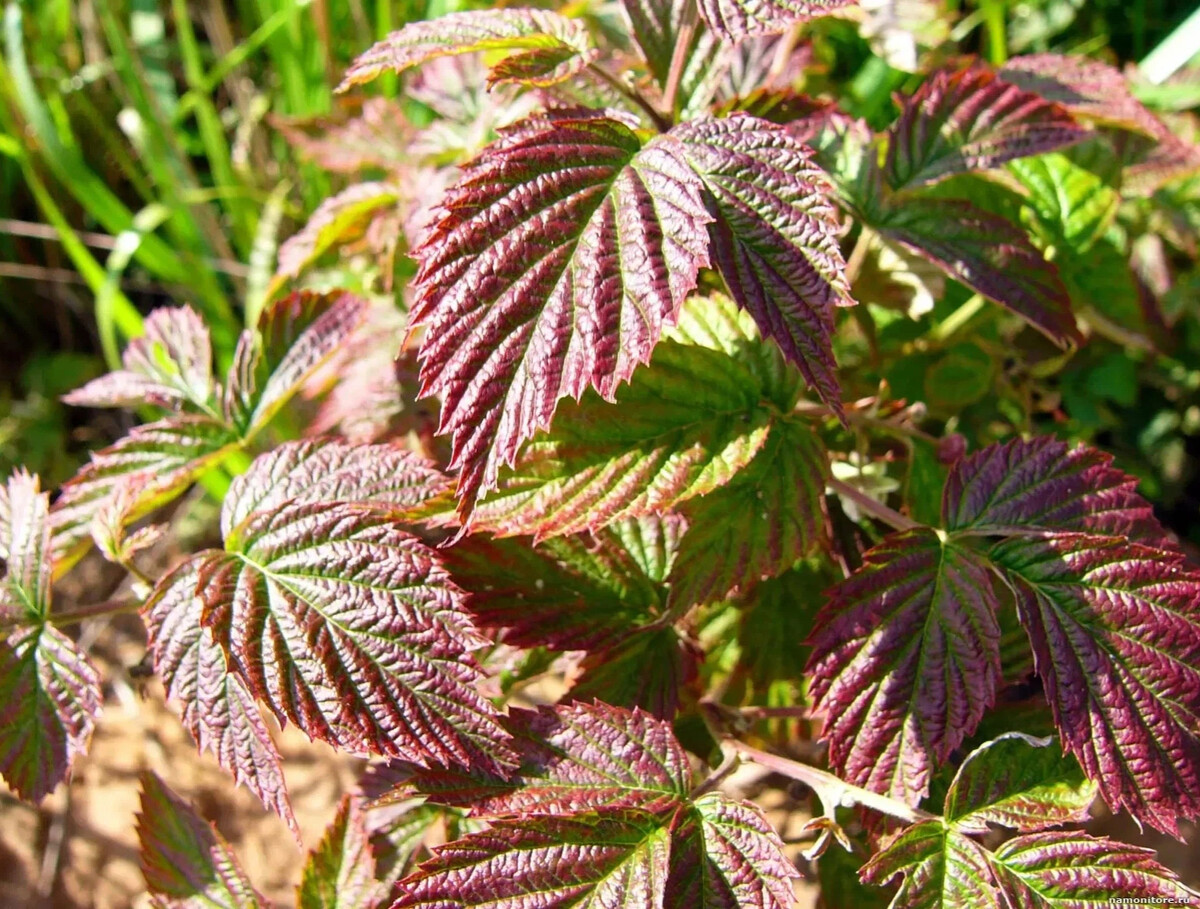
[63,306,214,411]
[886,65,1087,190]
[807,529,1001,805]
[2,471,52,618]
[876,197,1080,346]
[0,624,101,803]
[51,416,243,569]
[622,0,724,114]
[275,97,413,175]
[197,495,514,772]
[944,733,1095,834]
[338,10,596,91]
[221,330,261,431]
[860,820,1000,908]
[410,110,712,515]
[142,560,298,839]
[673,116,852,411]
[697,0,854,41]
[665,794,801,909]
[298,796,389,909]
[569,627,700,719]
[667,418,828,608]
[393,810,672,908]
[991,534,1200,836]
[221,438,448,539]
[941,436,1169,544]
[137,772,266,908]
[461,295,792,540]
[999,55,1159,134]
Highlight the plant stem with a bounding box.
[691,749,743,798]
[729,741,936,825]
[828,477,918,531]
[586,63,672,132]
[662,0,698,120]
[844,226,875,286]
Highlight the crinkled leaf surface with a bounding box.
[464,294,796,539]
[943,733,1095,833]
[298,796,389,909]
[0,624,101,802]
[2,471,51,618]
[886,66,1085,190]
[861,820,1000,909]
[874,197,1079,346]
[339,9,595,90]
[621,0,724,115]
[570,626,699,719]
[410,110,712,514]
[667,418,827,608]
[697,0,854,41]
[999,55,1158,134]
[1008,150,1120,255]
[274,182,401,286]
[143,560,298,838]
[990,534,1200,835]
[137,772,266,909]
[807,528,1001,805]
[673,116,852,411]
[63,306,214,411]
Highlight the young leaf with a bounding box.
[941,436,1167,543]
[410,109,712,514]
[570,627,699,718]
[673,116,853,411]
[2,471,51,618]
[885,66,1086,190]
[1008,150,1120,255]
[874,197,1080,346]
[298,796,388,909]
[990,534,1200,836]
[622,0,724,114]
[999,54,1159,134]
[697,0,854,41]
[860,819,1009,908]
[63,305,214,411]
[0,624,102,802]
[667,418,828,608]
[807,529,1001,804]
[338,10,596,91]
[394,810,673,908]
[943,733,1095,833]
[462,294,796,539]
[665,794,800,908]
[137,772,266,909]
[142,560,298,839]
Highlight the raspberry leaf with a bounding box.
[2,471,51,618]
[137,772,267,909]
[697,0,855,41]
[860,820,1000,909]
[298,796,389,909]
[807,528,1002,805]
[410,110,712,514]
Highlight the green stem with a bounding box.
[586,63,671,133]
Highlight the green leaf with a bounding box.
[861,820,1000,909]
[571,626,698,719]
[298,796,388,909]
[1,471,51,618]
[1009,149,1120,254]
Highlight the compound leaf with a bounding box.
[697,0,855,41]
[674,116,852,411]
[298,796,389,909]
[0,624,101,802]
[63,306,214,411]
[807,529,1001,805]
[944,733,1095,833]
[464,294,795,539]
[137,772,266,909]
[339,9,596,91]
[2,471,51,618]
[886,66,1085,190]
[142,559,298,839]
[411,110,712,514]
[991,534,1200,836]
[860,820,1000,909]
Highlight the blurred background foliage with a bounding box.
[1,0,1199,546]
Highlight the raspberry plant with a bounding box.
[3,0,1200,905]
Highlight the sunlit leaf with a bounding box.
[697,0,855,41]
[298,796,389,909]
[2,471,51,618]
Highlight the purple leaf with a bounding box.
[0,624,101,803]
[941,436,1170,544]
[667,418,828,608]
[298,796,389,909]
[63,306,214,411]
[410,110,712,516]
[876,197,1080,347]
[944,733,1096,833]
[221,438,449,539]
[621,0,724,114]
[665,794,801,909]
[999,54,1160,134]
[992,534,1200,836]
[462,294,792,539]
[142,559,298,839]
[673,116,853,412]
[338,10,596,91]
[275,97,413,175]
[570,626,700,719]
[137,772,267,908]
[697,0,855,41]
[807,528,1001,805]
[886,65,1087,190]
[393,810,672,908]
[197,496,515,773]
[2,471,52,618]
